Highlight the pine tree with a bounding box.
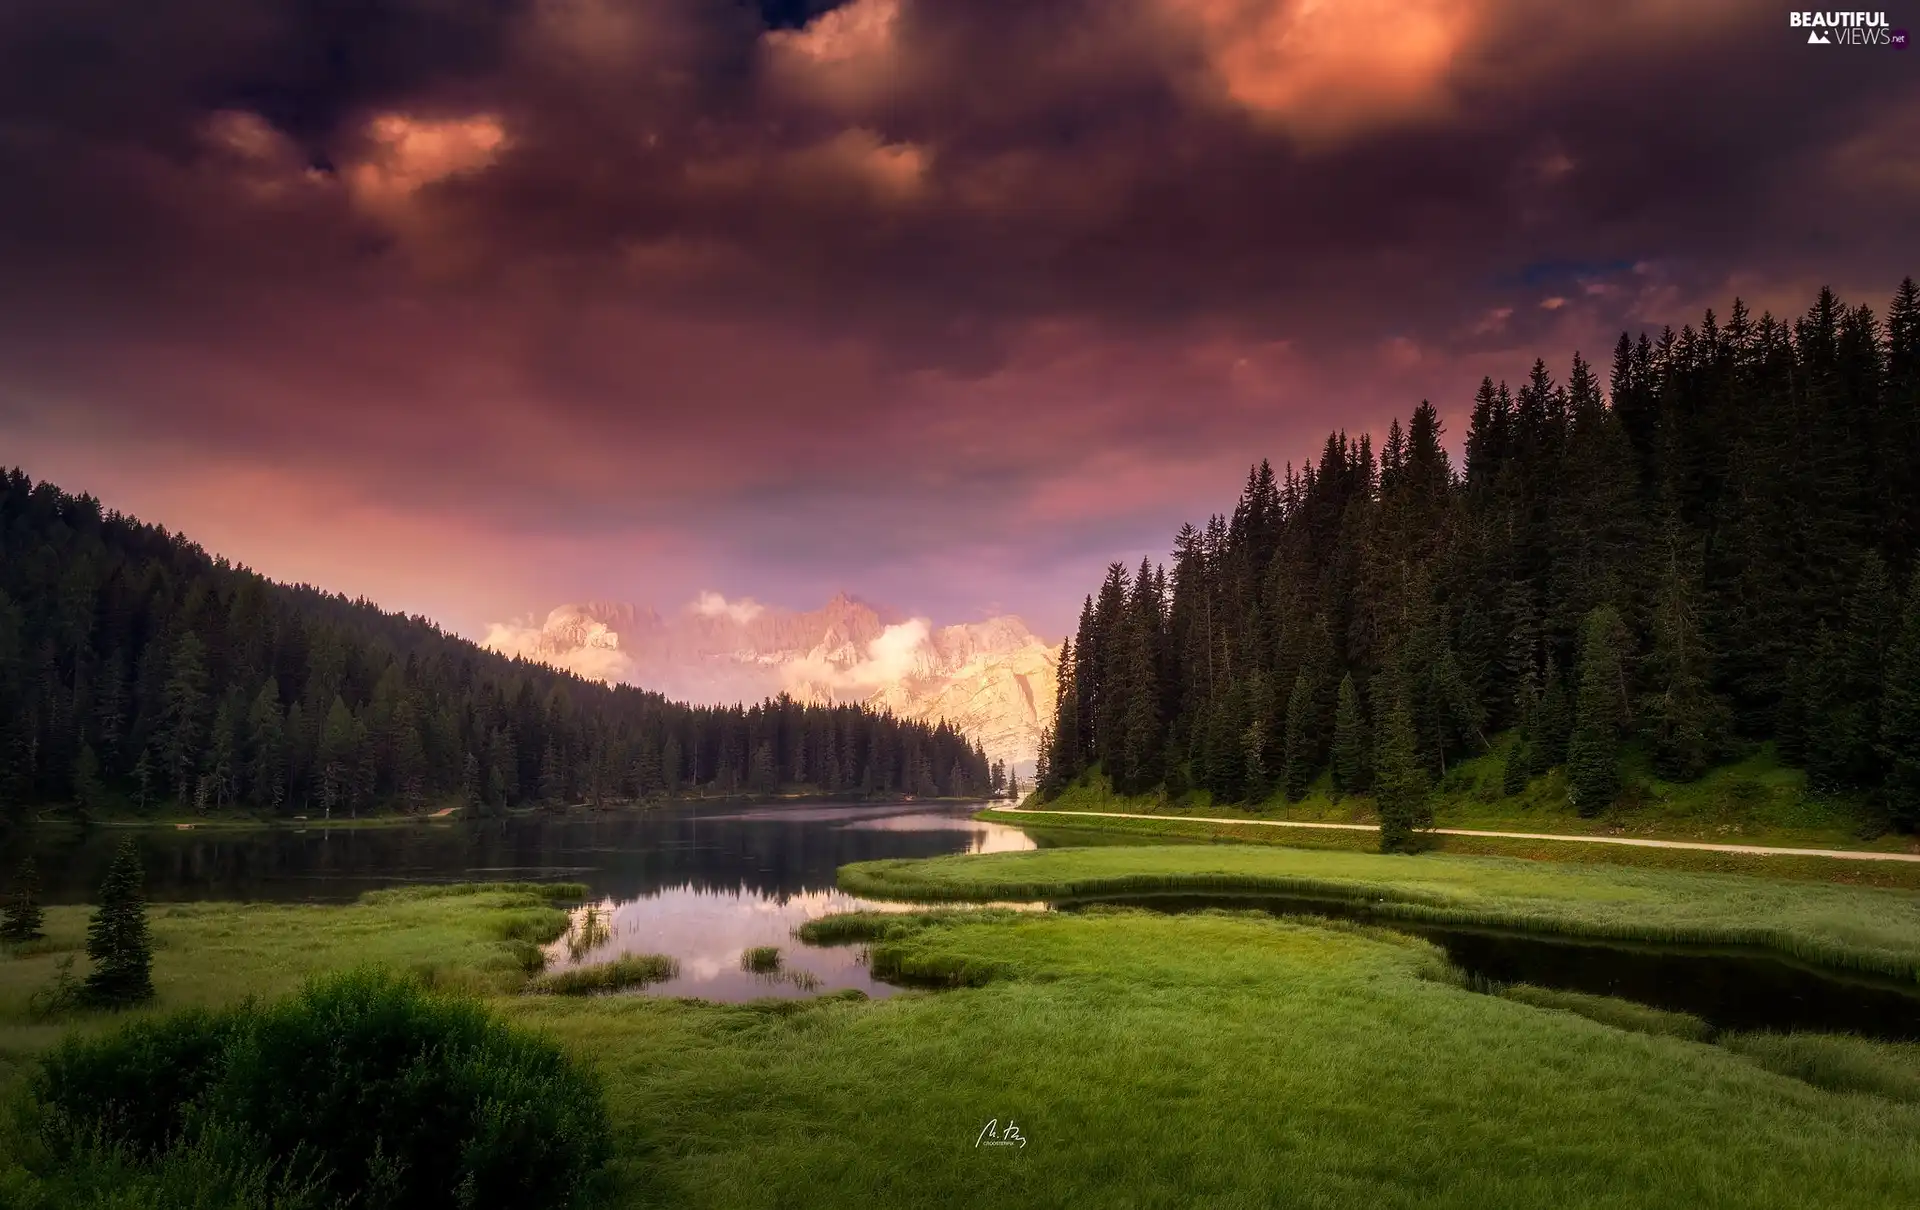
[1,856,45,943]
[1880,568,1920,831]
[72,741,106,814]
[1116,599,1162,792]
[1501,734,1530,797]
[1331,674,1368,797]
[461,752,481,807]
[1282,671,1316,801]
[1807,555,1899,790]
[1775,656,1809,766]
[1641,529,1727,781]
[83,839,153,1005]
[1533,657,1572,772]
[662,736,683,792]
[1373,690,1429,854]
[319,696,356,815]
[159,632,209,803]
[132,746,155,814]
[1046,636,1081,792]
[1567,606,1626,816]
[540,740,565,804]
[246,680,286,811]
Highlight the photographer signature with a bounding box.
[975,1119,1028,1149]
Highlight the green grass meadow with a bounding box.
[842,843,1920,981]
[5,856,1920,1207]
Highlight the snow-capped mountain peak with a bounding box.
[482,595,1058,771]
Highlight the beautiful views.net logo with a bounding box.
[1788,11,1906,45]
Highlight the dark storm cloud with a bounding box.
[0,0,1914,635]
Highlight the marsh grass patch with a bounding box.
[1722,1031,1920,1103]
[528,954,679,996]
[358,881,588,906]
[1498,983,1713,1042]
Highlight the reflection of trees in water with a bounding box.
[2,806,1024,903]
[565,903,615,960]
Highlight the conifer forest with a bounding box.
[1038,282,1920,835]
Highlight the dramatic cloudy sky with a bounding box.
[1,0,1914,642]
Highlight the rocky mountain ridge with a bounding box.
[483,593,1058,771]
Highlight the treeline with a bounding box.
[1037,280,1920,839]
[0,471,992,821]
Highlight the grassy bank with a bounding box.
[841,844,1920,981]
[985,807,1920,889]
[1029,743,1915,855]
[0,882,580,1072]
[6,885,1920,1207]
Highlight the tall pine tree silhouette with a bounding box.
[1373,689,1429,853]
[1567,607,1627,817]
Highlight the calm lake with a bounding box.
[9,804,1920,1032]
[3,801,1047,1000]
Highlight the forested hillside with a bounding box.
[1037,281,1920,842]
[0,474,992,822]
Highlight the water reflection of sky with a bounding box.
[837,811,1040,854]
[541,806,1040,1002]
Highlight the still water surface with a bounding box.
[2,801,1043,1001]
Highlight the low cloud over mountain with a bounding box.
[484,592,1058,771]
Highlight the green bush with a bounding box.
[29,971,610,1210]
[36,1007,246,1158]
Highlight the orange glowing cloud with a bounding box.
[765,0,903,112]
[1167,0,1479,142]
[346,113,510,212]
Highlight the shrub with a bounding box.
[217,971,610,1209]
[35,1006,247,1159]
[30,971,611,1210]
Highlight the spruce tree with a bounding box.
[246,680,286,810]
[1331,674,1368,797]
[1533,657,1573,773]
[1373,691,1429,854]
[1775,656,1809,766]
[1281,672,1317,800]
[2,856,45,943]
[1047,636,1081,791]
[1501,735,1530,797]
[1807,555,1899,790]
[1642,531,1726,781]
[1567,607,1626,817]
[1502,680,1536,797]
[84,839,153,1005]
[1880,568,1920,831]
[159,632,209,803]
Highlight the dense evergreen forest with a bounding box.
[1037,281,1920,843]
[0,474,993,824]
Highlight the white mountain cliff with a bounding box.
[482,593,1058,772]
